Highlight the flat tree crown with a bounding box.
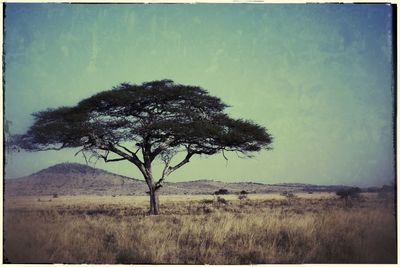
[12,79,272,161]
[10,79,273,215]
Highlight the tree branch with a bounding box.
[100,154,128,163]
[155,156,172,190]
[150,136,175,162]
[81,150,89,164]
[107,143,144,169]
[31,143,67,152]
[74,145,94,157]
[116,143,137,156]
[155,150,195,190]
[161,158,171,180]
[168,151,194,173]
[222,149,228,161]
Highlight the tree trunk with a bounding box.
[148,187,160,215]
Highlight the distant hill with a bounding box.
[5,163,147,196]
[5,162,352,196]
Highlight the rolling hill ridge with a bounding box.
[5,162,351,196]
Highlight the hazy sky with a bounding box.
[4,3,395,187]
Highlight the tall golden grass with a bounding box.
[3,193,396,264]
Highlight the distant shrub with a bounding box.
[238,194,248,201]
[336,187,362,207]
[202,206,214,214]
[215,189,229,195]
[336,187,361,200]
[238,190,249,201]
[217,196,228,205]
[52,193,58,198]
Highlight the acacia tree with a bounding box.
[10,80,273,215]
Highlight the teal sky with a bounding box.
[4,3,395,187]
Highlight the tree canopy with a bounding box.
[11,79,273,214]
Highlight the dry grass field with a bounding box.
[3,192,397,264]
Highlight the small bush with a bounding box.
[202,206,214,214]
[336,187,361,200]
[215,189,229,195]
[238,194,248,201]
[217,196,228,205]
[238,195,247,201]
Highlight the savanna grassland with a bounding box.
[3,192,397,264]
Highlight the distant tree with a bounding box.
[238,190,248,201]
[336,187,361,202]
[9,80,273,215]
[214,189,229,195]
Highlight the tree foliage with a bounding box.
[336,187,361,200]
[214,189,229,195]
[11,80,273,214]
